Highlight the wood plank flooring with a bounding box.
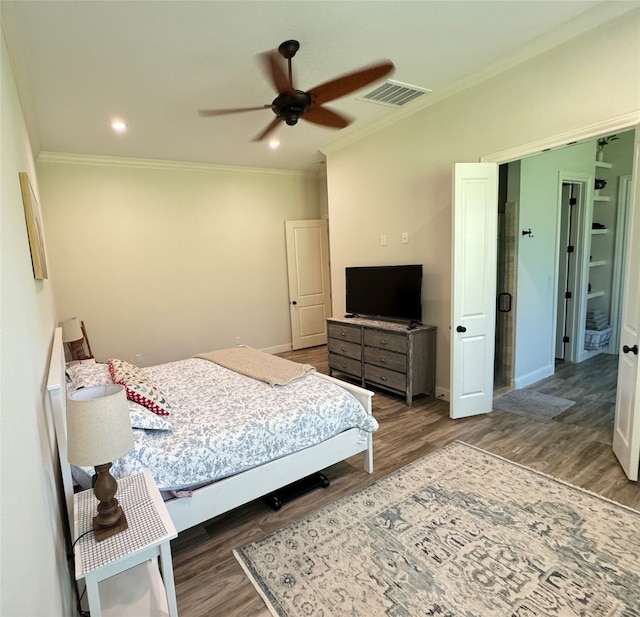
[171,347,637,617]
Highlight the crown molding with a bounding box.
[321,2,639,157]
[480,112,640,164]
[36,152,314,177]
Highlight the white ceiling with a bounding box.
[2,0,632,172]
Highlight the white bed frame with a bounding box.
[48,327,375,535]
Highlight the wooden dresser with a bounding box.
[327,316,436,405]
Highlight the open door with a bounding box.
[451,163,499,418]
[285,219,332,350]
[613,127,640,481]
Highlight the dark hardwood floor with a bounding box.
[171,346,637,617]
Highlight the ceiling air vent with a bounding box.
[358,80,430,107]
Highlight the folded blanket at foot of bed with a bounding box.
[194,345,316,386]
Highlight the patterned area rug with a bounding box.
[234,442,640,617]
[493,389,575,423]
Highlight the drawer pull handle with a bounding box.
[380,358,386,363]
[380,339,388,345]
[341,363,347,368]
[341,346,347,352]
[380,375,387,381]
[340,331,347,337]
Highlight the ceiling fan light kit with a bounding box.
[198,40,394,142]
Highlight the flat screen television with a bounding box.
[345,264,422,322]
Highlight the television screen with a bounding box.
[345,265,422,321]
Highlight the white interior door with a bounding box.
[285,219,332,350]
[612,127,640,481]
[451,163,499,418]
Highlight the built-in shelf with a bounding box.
[595,160,612,169]
[589,260,606,267]
[591,228,609,235]
[587,290,605,300]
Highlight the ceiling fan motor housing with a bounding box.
[273,91,311,125]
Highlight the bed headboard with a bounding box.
[47,326,75,541]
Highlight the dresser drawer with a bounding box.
[364,364,407,392]
[364,347,406,373]
[329,353,361,378]
[328,323,361,344]
[363,329,407,354]
[328,338,362,361]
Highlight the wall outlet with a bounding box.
[401,231,409,244]
[134,353,143,365]
[380,234,387,246]
[235,336,241,346]
[435,387,450,402]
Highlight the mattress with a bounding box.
[69,357,377,492]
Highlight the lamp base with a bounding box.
[93,506,128,542]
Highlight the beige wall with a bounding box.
[0,30,70,616]
[325,10,640,395]
[37,156,320,365]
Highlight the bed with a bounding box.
[47,327,376,535]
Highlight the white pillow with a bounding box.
[66,362,112,390]
[128,401,172,431]
[65,363,172,431]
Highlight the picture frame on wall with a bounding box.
[19,171,48,280]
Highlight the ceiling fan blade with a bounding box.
[260,50,294,95]
[303,105,352,129]
[251,117,281,142]
[307,60,394,106]
[198,105,272,117]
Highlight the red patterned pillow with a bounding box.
[108,358,171,416]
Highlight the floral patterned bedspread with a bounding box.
[73,358,377,492]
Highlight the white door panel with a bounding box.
[451,163,499,418]
[285,220,332,350]
[613,125,640,481]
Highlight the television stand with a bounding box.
[327,316,436,406]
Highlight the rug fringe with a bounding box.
[233,549,282,617]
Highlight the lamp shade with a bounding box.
[60,317,84,343]
[67,385,134,467]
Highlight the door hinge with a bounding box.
[567,245,574,253]
[569,197,577,206]
[563,336,570,343]
[565,291,572,299]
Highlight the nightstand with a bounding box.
[73,471,178,617]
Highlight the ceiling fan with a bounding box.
[198,40,394,142]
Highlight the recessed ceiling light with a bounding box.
[269,139,280,150]
[111,120,127,132]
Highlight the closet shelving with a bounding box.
[583,155,614,355]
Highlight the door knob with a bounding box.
[456,326,467,333]
[291,300,297,305]
[622,344,638,355]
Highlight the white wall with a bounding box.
[516,141,595,386]
[36,156,320,365]
[325,10,640,395]
[0,28,71,617]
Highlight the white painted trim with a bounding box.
[555,173,591,364]
[610,174,633,352]
[514,364,555,390]
[481,112,640,165]
[36,151,313,178]
[261,343,293,355]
